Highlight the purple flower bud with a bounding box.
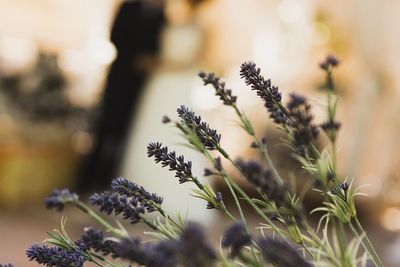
[44,189,79,212]
[27,244,85,267]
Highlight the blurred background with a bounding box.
[1,0,400,266]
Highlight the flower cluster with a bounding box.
[177,105,221,150]
[206,191,223,209]
[236,159,285,204]
[77,227,116,257]
[178,223,217,267]
[44,189,79,212]
[258,238,312,267]
[319,54,340,71]
[28,55,384,267]
[112,237,147,264]
[96,223,215,267]
[240,61,287,124]
[27,244,85,267]
[198,71,237,106]
[111,177,163,212]
[286,93,319,155]
[221,222,252,258]
[89,192,145,224]
[147,142,193,183]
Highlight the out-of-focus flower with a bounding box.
[26,244,85,267]
[44,189,79,212]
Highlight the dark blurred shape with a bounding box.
[79,0,165,191]
[0,53,83,122]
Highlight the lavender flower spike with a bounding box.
[78,227,116,257]
[319,54,340,71]
[236,159,284,204]
[147,142,192,184]
[27,244,85,267]
[179,223,217,267]
[198,71,237,106]
[89,192,144,224]
[258,238,311,267]
[44,189,79,212]
[0,264,13,267]
[222,222,252,258]
[177,105,221,150]
[240,61,287,124]
[111,177,163,211]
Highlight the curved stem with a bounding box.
[352,217,384,267]
[75,201,126,238]
[155,205,183,230]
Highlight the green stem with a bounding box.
[90,258,108,267]
[203,149,261,265]
[232,105,284,185]
[140,215,176,239]
[221,173,262,267]
[238,250,261,267]
[89,252,119,267]
[352,217,384,267]
[227,176,288,240]
[75,201,126,238]
[223,176,246,224]
[335,219,348,263]
[155,205,183,230]
[303,221,341,267]
[300,242,314,260]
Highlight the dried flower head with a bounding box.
[206,191,223,209]
[162,115,171,124]
[27,244,85,267]
[147,142,192,184]
[111,177,163,212]
[258,238,311,267]
[89,192,144,224]
[44,189,79,212]
[198,71,237,106]
[319,54,340,71]
[144,240,180,267]
[177,105,221,150]
[320,120,341,142]
[221,222,252,258]
[112,237,147,265]
[78,227,116,256]
[179,223,217,267]
[236,159,284,204]
[286,93,319,155]
[240,61,287,124]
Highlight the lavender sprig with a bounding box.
[44,189,79,212]
[144,240,180,267]
[179,223,217,267]
[222,222,252,258]
[27,244,85,267]
[235,159,285,205]
[319,54,340,72]
[111,177,163,212]
[198,71,237,106]
[78,227,116,257]
[112,237,147,265]
[286,93,319,156]
[240,61,287,124]
[147,142,193,184]
[177,105,221,151]
[258,238,311,267]
[89,192,145,224]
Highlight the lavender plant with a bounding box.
[25,55,384,267]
